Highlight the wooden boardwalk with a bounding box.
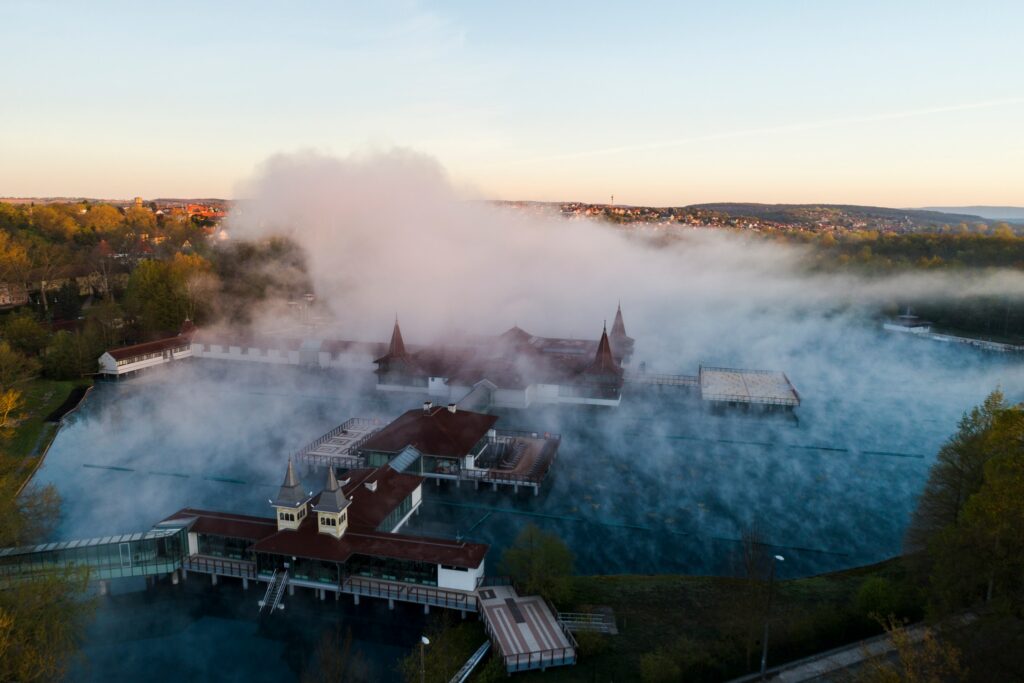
[477,584,576,672]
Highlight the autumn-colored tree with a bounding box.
[170,252,219,321]
[81,203,123,234]
[854,616,964,683]
[124,205,156,233]
[0,471,94,682]
[31,205,78,241]
[0,231,30,286]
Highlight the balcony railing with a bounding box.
[341,576,476,611]
[183,555,256,579]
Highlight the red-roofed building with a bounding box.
[97,322,197,378]
[161,460,487,593]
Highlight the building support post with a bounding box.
[491,482,498,491]
[461,610,467,620]
[474,480,479,491]
[242,577,249,590]
[211,573,218,586]
[513,484,519,494]
[98,580,109,596]
[181,568,188,581]
[171,570,179,585]
[354,594,360,605]
[388,598,395,610]
[424,604,430,615]
[533,485,539,497]
[288,583,295,596]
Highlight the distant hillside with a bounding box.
[921,206,1024,222]
[690,203,985,228]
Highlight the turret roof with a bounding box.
[271,458,309,508]
[314,467,351,514]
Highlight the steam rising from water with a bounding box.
[34,148,1024,578]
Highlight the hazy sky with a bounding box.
[2,1,1022,206]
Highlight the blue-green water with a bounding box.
[32,326,1024,681]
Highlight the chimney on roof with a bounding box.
[365,480,378,492]
[423,401,433,414]
[447,403,457,414]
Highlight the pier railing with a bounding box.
[342,576,476,611]
[183,555,256,579]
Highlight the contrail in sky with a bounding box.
[497,96,1024,167]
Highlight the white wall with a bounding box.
[437,560,485,592]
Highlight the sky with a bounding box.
[1,0,1022,206]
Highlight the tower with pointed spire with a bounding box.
[374,318,425,385]
[312,468,350,539]
[609,302,635,365]
[578,323,624,403]
[271,459,311,531]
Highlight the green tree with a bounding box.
[1,313,49,356]
[904,390,1005,555]
[0,341,39,393]
[499,523,574,606]
[52,279,82,320]
[42,331,90,380]
[124,260,188,337]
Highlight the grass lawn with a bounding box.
[1,378,91,488]
[500,559,919,683]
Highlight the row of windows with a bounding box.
[319,511,346,527]
[114,346,189,366]
[278,507,307,522]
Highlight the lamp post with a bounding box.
[420,635,430,683]
[760,554,784,679]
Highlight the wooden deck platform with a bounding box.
[477,584,576,672]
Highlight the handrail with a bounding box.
[184,555,256,579]
[449,641,491,683]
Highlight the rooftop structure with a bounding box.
[296,406,561,494]
[698,366,801,408]
[375,316,628,408]
[97,322,195,378]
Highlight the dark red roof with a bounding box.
[584,328,623,377]
[162,508,278,541]
[360,407,498,456]
[252,524,486,569]
[340,467,423,531]
[107,334,192,361]
[161,467,488,569]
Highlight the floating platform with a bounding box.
[699,366,800,408]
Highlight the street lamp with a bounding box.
[420,635,430,683]
[760,555,785,679]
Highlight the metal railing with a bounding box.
[558,612,617,634]
[291,417,381,465]
[480,611,576,673]
[342,576,476,611]
[183,555,256,579]
[259,569,288,614]
[449,641,491,683]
